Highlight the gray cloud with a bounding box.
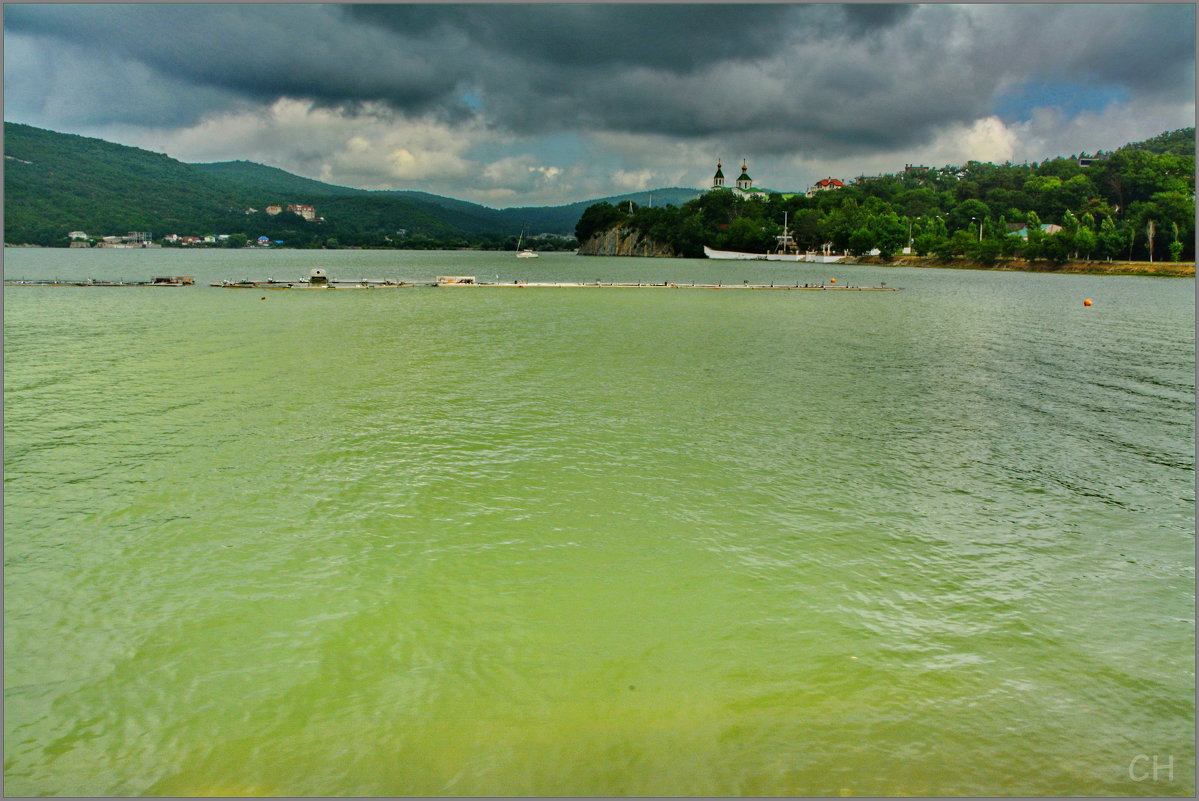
[5,5,477,121]
[4,3,1194,196]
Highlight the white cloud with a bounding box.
[1005,99,1197,162]
[611,169,653,191]
[95,98,598,204]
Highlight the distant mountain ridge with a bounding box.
[192,159,705,234]
[3,122,705,245]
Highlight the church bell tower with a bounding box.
[736,159,752,191]
[712,159,725,189]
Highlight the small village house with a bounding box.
[806,177,845,197]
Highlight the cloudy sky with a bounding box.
[5,3,1195,207]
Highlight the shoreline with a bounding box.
[846,254,1195,277]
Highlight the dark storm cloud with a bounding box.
[5,4,475,119]
[347,4,799,71]
[1024,4,1194,96]
[842,3,916,33]
[5,4,1194,159]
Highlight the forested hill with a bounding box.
[4,123,250,244]
[576,128,1195,263]
[1122,127,1195,156]
[3,122,699,246]
[193,160,369,198]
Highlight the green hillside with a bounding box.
[3,122,252,244]
[195,160,704,235]
[2,125,520,246]
[1121,127,1195,156]
[194,160,368,198]
[3,123,703,246]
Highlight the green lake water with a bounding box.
[4,248,1194,796]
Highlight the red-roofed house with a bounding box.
[806,177,845,197]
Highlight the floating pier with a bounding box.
[211,279,415,289]
[24,269,895,293]
[211,276,896,291]
[5,275,195,287]
[431,276,896,291]
[211,268,414,289]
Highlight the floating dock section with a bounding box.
[430,276,896,291]
[14,270,896,292]
[211,278,415,289]
[210,276,896,291]
[5,276,194,287]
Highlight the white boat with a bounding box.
[703,245,804,261]
[703,245,846,263]
[704,213,845,263]
[700,212,844,262]
[516,228,539,258]
[705,212,801,261]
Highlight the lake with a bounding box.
[4,247,1194,796]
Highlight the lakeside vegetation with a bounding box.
[576,128,1195,265]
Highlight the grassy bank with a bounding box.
[851,255,1195,277]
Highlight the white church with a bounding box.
[709,159,769,199]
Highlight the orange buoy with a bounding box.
[829,278,837,284]
[1083,298,1093,307]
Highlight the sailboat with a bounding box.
[516,227,539,258]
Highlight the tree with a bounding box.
[1040,230,1072,263]
[1146,219,1156,262]
[1099,215,1122,262]
[1023,210,1043,260]
[948,199,992,233]
[724,216,772,252]
[848,227,874,256]
[913,232,942,257]
[946,230,975,257]
[575,202,625,243]
[972,238,1002,264]
[1074,228,1097,261]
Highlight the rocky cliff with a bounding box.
[577,226,676,257]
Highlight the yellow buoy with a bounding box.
[1083,298,1093,307]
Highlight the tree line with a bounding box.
[576,131,1195,263]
